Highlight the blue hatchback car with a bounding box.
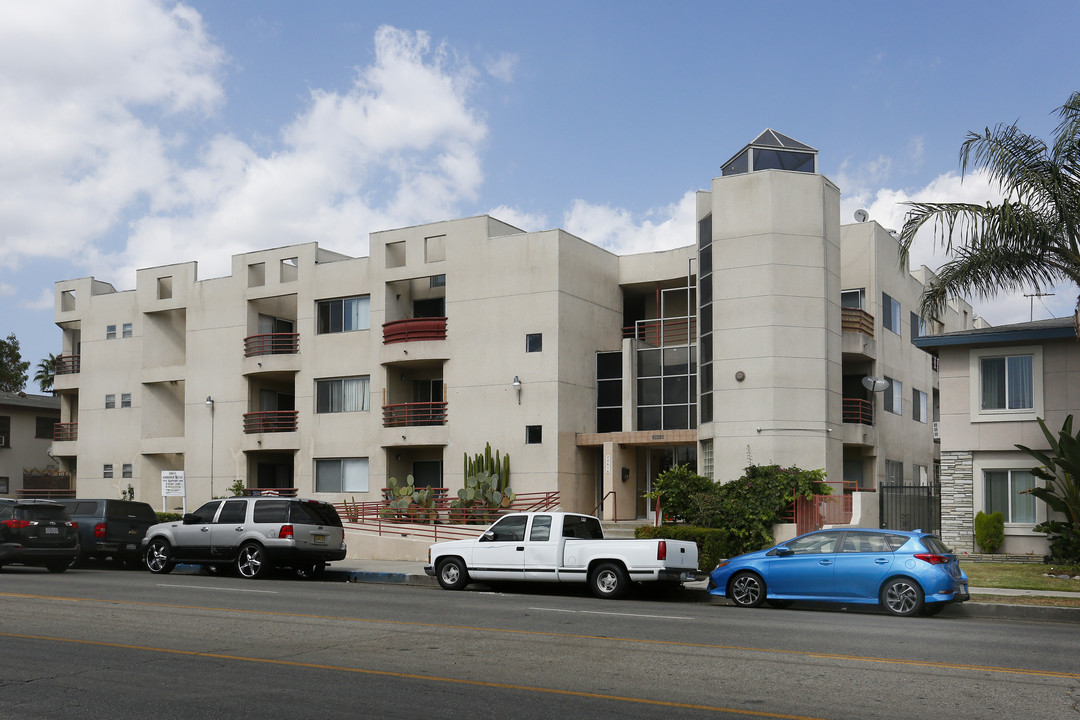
[707,528,969,616]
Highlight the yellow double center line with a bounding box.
[2,590,1077,718]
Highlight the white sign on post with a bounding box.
[161,470,185,496]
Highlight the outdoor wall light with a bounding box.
[512,375,522,404]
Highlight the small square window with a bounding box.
[526,425,542,444]
[122,323,132,338]
[121,393,132,408]
[105,394,116,409]
[103,464,114,479]
[122,463,133,479]
[526,333,542,353]
[0,477,8,494]
[106,325,116,340]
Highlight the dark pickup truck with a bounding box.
[57,499,158,567]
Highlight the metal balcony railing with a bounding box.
[243,410,298,433]
[622,317,697,347]
[53,422,78,441]
[56,355,81,375]
[383,317,447,344]
[382,401,448,427]
[244,333,299,357]
[841,308,875,337]
[842,398,873,425]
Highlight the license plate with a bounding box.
[312,534,326,545]
[45,527,58,534]
[126,543,137,550]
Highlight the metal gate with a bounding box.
[879,484,941,534]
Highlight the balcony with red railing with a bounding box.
[243,410,298,434]
[53,422,78,441]
[55,355,81,375]
[383,317,447,344]
[382,401,448,427]
[623,317,696,347]
[244,333,299,357]
[842,398,873,425]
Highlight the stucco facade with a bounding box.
[0,391,63,497]
[50,131,971,529]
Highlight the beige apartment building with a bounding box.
[50,131,976,527]
[0,391,63,497]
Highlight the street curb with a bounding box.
[328,568,1080,622]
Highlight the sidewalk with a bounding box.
[325,559,1080,623]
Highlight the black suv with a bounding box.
[0,499,81,572]
[56,499,159,568]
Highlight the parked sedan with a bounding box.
[707,528,969,616]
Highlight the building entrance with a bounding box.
[635,445,696,521]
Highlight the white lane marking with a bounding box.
[528,607,691,620]
[157,584,278,594]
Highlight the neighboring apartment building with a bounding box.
[51,131,975,524]
[0,391,64,497]
[916,317,1079,555]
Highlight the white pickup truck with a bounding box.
[425,511,699,599]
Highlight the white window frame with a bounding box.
[122,323,133,338]
[315,376,370,413]
[105,394,115,409]
[315,457,369,493]
[103,464,113,479]
[316,295,371,334]
[968,346,1043,423]
[121,393,132,408]
[912,388,927,423]
[973,453,1046,531]
[883,376,902,415]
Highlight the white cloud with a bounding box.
[20,287,55,312]
[485,52,518,83]
[486,205,547,232]
[562,191,697,255]
[0,282,14,296]
[0,0,224,271]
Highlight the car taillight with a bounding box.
[94,522,107,538]
[279,524,294,539]
[914,553,949,565]
[70,521,78,529]
[657,540,667,561]
[2,519,31,529]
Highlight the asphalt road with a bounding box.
[1,563,1078,720]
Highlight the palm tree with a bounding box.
[35,353,56,394]
[899,92,1080,335]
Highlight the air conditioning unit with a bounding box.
[932,422,940,440]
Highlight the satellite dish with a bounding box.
[854,209,869,223]
[862,376,890,393]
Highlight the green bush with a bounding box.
[974,510,1005,553]
[155,512,183,523]
[635,525,731,572]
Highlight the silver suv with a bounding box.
[142,497,346,579]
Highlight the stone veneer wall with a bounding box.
[939,450,974,552]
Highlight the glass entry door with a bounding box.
[635,445,697,521]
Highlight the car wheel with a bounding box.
[919,602,945,617]
[881,577,924,616]
[46,560,69,573]
[294,562,325,580]
[235,543,268,579]
[729,571,766,608]
[766,599,793,609]
[436,557,469,591]
[589,562,629,599]
[145,538,175,574]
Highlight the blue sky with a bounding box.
[2,0,1079,384]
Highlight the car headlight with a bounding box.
[713,560,729,571]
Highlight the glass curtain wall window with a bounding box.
[315,458,369,493]
[316,377,370,413]
[984,470,1036,523]
[981,355,1034,410]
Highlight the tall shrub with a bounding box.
[1016,414,1080,562]
[974,510,1005,553]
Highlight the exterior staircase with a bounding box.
[601,521,650,539]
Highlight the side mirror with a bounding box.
[773,546,794,557]
[480,530,495,542]
[182,513,200,525]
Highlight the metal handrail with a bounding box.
[592,490,617,520]
[382,401,447,427]
[243,410,299,433]
[244,333,299,357]
[53,422,78,441]
[842,398,873,425]
[56,355,81,375]
[383,317,447,344]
